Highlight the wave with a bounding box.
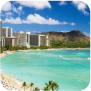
[59,55,62,57]
[62,58,66,60]
[88,58,90,60]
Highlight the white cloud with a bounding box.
[1,2,12,11]
[26,30,40,33]
[22,13,61,25]
[83,32,90,37]
[59,1,67,5]
[72,1,89,15]
[13,6,23,15]
[3,17,22,24]
[5,12,13,17]
[13,7,18,13]
[61,31,69,33]
[70,22,75,26]
[15,1,51,10]
[0,12,4,17]
[17,6,22,11]
[2,13,75,26]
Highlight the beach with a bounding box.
[0,50,30,91]
[0,70,21,91]
[0,50,24,58]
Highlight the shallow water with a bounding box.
[1,49,90,90]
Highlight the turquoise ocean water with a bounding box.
[1,49,90,91]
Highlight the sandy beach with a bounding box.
[0,50,24,58]
[0,50,32,90]
[0,50,30,91]
[0,70,22,91]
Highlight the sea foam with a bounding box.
[60,55,62,57]
[88,58,91,60]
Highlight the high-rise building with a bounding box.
[8,28,12,37]
[30,34,50,46]
[18,31,31,48]
[2,27,12,37]
[0,21,2,47]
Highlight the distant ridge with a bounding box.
[38,30,90,41]
[13,30,90,42]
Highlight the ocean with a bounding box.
[1,49,90,90]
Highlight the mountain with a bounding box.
[13,30,90,42]
[38,30,90,42]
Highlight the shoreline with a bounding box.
[0,70,22,91]
[0,50,24,58]
[0,48,90,58]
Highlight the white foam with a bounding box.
[63,58,66,59]
[60,55,62,57]
[88,58,90,60]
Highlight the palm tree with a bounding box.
[45,81,59,91]
[22,82,27,91]
[49,81,59,91]
[43,86,48,91]
[34,87,40,91]
[29,83,34,91]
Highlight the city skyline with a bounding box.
[0,1,90,37]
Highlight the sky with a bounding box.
[0,1,90,37]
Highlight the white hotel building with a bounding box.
[2,27,12,37]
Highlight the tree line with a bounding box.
[0,40,90,53]
[22,80,59,91]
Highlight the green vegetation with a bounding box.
[30,45,51,49]
[22,82,28,91]
[21,81,58,91]
[50,40,90,48]
[30,41,90,49]
[43,81,59,91]
[0,44,28,53]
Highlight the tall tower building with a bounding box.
[0,21,2,38]
[2,27,12,37]
[8,28,12,37]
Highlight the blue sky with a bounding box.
[0,1,90,37]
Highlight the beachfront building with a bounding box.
[30,34,50,46]
[1,37,18,47]
[18,31,31,48]
[2,27,12,37]
[0,21,2,38]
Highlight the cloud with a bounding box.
[61,31,69,33]
[17,6,22,11]
[2,13,75,26]
[3,17,22,24]
[59,1,67,5]
[5,12,13,17]
[0,12,4,17]
[26,30,40,33]
[15,1,51,10]
[72,1,89,15]
[70,22,75,26]
[22,13,61,25]
[83,32,90,37]
[1,2,12,11]
[13,6,23,15]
